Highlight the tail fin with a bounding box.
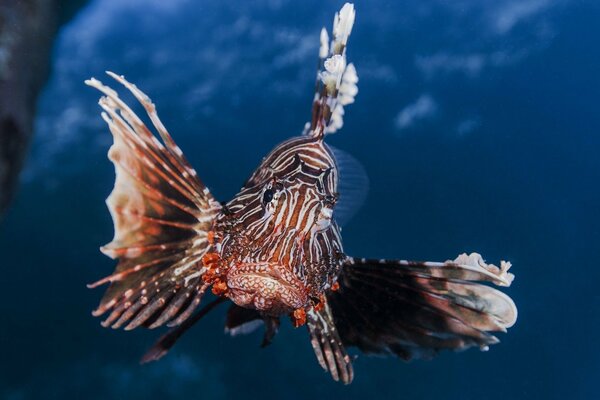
[308,253,516,382]
[85,72,221,330]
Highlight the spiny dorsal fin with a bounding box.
[306,3,359,138]
[326,253,517,360]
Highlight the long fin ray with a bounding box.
[307,300,354,384]
[105,71,205,195]
[91,78,204,204]
[85,73,221,330]
[326,253,517,360]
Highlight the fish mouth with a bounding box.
[226,263,307,314]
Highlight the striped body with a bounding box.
[213,136,345,315]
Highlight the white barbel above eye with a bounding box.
[313,206,333,233]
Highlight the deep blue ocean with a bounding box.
[1,0,599,398]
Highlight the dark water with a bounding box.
[1,0,599,398]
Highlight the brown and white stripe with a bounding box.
[218,134,345,297]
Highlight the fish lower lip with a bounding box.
[226,263,308,294]
[226,272,306,312]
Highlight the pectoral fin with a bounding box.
[85,72,221,330]
[326,253,517,361]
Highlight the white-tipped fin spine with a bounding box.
[308,3,358,137]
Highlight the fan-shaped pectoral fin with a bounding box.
[86,72,222,331]
[325,253,517,361]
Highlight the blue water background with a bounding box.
[1,0,599,398]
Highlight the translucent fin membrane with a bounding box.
[325,253,517,361]
[329,145,369,226]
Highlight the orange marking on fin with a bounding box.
[200,251,229,297]
[211,280,228,296]
[144,224,162,236]
[202,252,220,267]
[313,295,326,312]
[291,308,307,328]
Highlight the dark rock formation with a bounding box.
[0,0,88,218]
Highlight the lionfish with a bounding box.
[85,3,517,384]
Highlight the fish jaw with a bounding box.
[226,262,308,316]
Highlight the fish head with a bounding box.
[217,136,343,314]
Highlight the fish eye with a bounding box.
[263,189,274,204]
